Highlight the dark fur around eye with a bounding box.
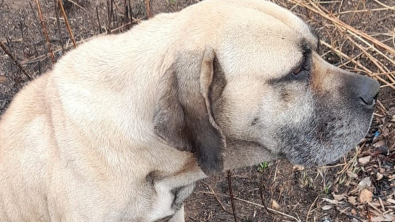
[290,53,311,81]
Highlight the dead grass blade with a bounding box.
[35,0,55,63]
[227,170,238,222]
[0,41,32,80]
[145,0,151,18]
[57,0,76,48]
[320,40,395,90]
[292,0,395,57]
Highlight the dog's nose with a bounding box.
[352,75,380,107]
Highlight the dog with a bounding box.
[0,0,379,221]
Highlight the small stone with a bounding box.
[358,156,371,165]
[351,208,357,215]
[271,199,280,210]
[359,188,373,203]
[376,173,383,181]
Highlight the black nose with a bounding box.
[352,75,380,107]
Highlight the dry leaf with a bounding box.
[332,193,346,201]
[271,199,280,210]
[373,140,386,148]
[387,199,395,204]
[0,75,7,83]
[323,198,339,205]
[321,205,333,210]
[359,188,373,203]
[348,196,357,205]
[358,177,372,189]
[371,214,394,222]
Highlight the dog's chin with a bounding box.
[284,126,369,168]
[278,112,373,168]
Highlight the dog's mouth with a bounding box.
[276,99,375,168]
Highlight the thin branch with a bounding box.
[202,191,302,222]
[291,0,395,57]
[96,6,102,34]
[29,1,47,55]
[57,0,76,48]
[67,0,87,12]
[54,0,65,53]
[145,0,151,18]
[305,195,319,222]
[205,183,228,212]
[0,41,32,80]
[34,0,55,63]
[227,170,238,222]
[320,40,395,90]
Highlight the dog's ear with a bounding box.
[154,48,225,175]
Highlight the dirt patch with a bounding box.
[1,0,394,221]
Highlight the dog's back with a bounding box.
[0,73,54,221]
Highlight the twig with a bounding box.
[96,6,102,34]
[203,191,302,222]
[29,2,47,54]
[57,0,76,48]
[365,204,372,222]
[234,197,301,222]
[305,195,319,222]
[227,170,238,222]
[35,0,55,64]
[67,0,87,12]
[371,0,395,11]
[20,21,134,65]
[54,0,65,53]
[124,0,128,27]
[320,40,395,90]
[291,0,395,57]
[347,30,395,67]
[145,0,151,18]
[128,0,132,25]
[110,0,114,29]
[345,35,395,84]
[0,41,32,80]
[205,183,228,212]
[259,185,272,215]
[107,0,112,33]
[19,20,24,40]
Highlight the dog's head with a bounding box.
[153,0,379,175]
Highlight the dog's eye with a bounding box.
[290,59,310,80]
[292,66,303,76]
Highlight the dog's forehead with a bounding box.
[187,0,318,79]
[221,0,318,45]
[215,12,315,79]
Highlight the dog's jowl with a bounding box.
[0,0,379,221]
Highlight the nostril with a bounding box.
[359,96,375,106]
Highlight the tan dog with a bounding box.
[0,0,379,221]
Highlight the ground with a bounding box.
[0,0,394,221]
